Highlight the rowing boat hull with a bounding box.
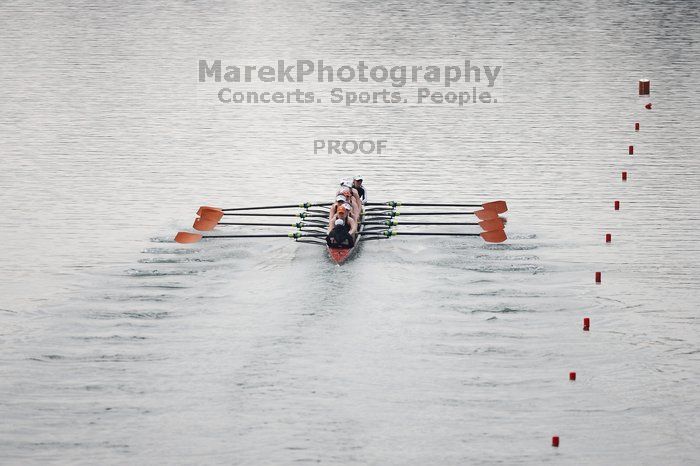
[327,244,356,264]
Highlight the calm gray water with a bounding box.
[1,0,699,464]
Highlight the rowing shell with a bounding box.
[327,209,365,264]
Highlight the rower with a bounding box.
[326,204,357,248]
[352,175,366,204]
[329,194,354,221]
[337,185,361,219]
[340,179,362,206]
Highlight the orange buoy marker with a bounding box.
[622,171,628,181]
[583,317,590,331]
[645,103,652,110]
[628,145,634,155]
[639,79,650,95]
[606,233,612,243]
[595,272,602,283]
[569,372,576,381]
[614,200,620,210]
[552,436,560,447]
[635,122,640,131]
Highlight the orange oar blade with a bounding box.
[199,208,224,222]
[474,209,498,220]
[479,218,505,231]
[482,200,508,213]
[175,232,203,244]
[480,230,507,243]
[197,205,222,216]
[193,218,218,231]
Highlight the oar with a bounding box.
[362,218,505,230]
[198,206,329,222]
[196,206,222,216]
[193,218,219,231]
[226,212,327,218]
[366,200,507,214]
[198,208,224,222]
[193,219,329,232]
[363,229,507,243]
[361,209,499,220]
[200,210,326,220]
[175,231,327,244]
[196,202,331,215]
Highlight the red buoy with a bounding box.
[635,122,640,131]
[569,371,576,381]
[628,145,634,155]
[595,271,602,283]
[622,171,628,181]
[645,103,652,110]
[614,200,620,210]
[606,233,612,243]
[639,79,650,96]
[583,317,590,331]
[552,436,560,447]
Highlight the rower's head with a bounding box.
[336,204,348,218]
[334,218,345,227]
[340,179,353,189]
[335,194,347,204]
[353,175,363,187]
[339,186,352,198]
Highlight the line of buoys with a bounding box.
[557,79,653,450]
[556,79,653,450]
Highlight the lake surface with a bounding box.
[1,0,698,464]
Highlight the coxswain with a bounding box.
[326,204,357,248]
[352,175,366,204]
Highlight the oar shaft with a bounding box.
[218,222,298,227]
[364,231,481,237]
[222,213,296,217]
[222,212,328,218]
[376,212,479,216]
[221,202,330,211]
[216,221,328,228]
[392,232,481,236]
[203,233,327,238]
[364,221,479,225]
[367,202,482,207]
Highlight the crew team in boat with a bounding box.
[326,176,365,249]
[176,180,508,260]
